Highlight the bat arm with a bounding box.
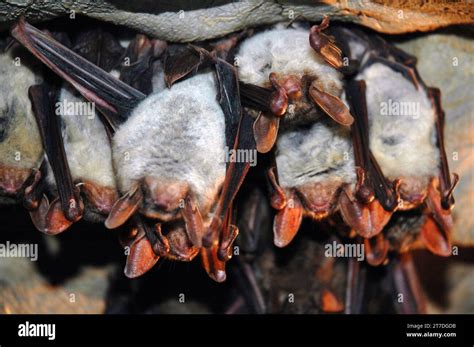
[12,18,145,120]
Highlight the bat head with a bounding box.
[274,119,355,226]
[236,27,344,126]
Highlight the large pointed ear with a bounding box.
[11,18,145,120]
[163,44,211,88]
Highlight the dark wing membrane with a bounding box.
[347,80,397,211]
[428,87,457,209]
[208,111,256,242]
[73,29,125,72]
[239,82,274,113]
[215,59,242,150]
[163,44,210,87]
[12,19,145,120]
[28,83,82,222]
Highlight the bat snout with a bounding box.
[0,166,31,196]
[296,181,338,216]
[398,176,428,208]
[142,176,189,216]
[80,181,119,216]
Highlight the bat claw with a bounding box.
[422,178,453,257]
[218,224,239,262]
[441,172,459,210]
[22,167,44,210]
[149,223,170,256]
[425,178,454,233]
[63,186,85,222]
[267,166,287,209]
[355,167,374,203]
[201,244,227,283]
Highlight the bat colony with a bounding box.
[0,17,457,309]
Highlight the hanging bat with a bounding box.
[235,19,354,153]
[27,28,126,233]
[347,27,458,257]
[12,19,252,282]
[0,41,44,208]
[263,21,458,265]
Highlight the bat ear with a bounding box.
[124,231,160,278]
[105,187,143,229]
[12,18,145,121]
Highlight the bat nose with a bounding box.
[399,177,428,205]
[296,182,333,213]
[143,176,188,212]
[0,166,30,196]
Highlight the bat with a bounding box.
[0,42,44,207]
[235,19,354,153]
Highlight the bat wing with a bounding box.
[12,19,145,122]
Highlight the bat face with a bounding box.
[236,27,344,125]
[0,49,43,204]
[47,86,118,221]
[355,62,439,208]
[111,71,226,230]
[271,120,355,246]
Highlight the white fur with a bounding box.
[356,63,439,179]
[113,72,226,208]
[236,27,342,91]
[151,63,166,93]
[47,86,116,189]
[276,120,355,188]
[0,50,43,169]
